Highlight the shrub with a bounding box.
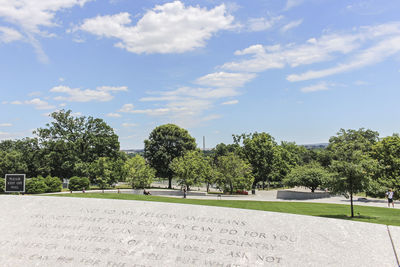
[44,176,62,193]
[68,176,90,191]
[25,177,47,194]
[0,178,4,193]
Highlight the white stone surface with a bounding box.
[0,195,398,267]
[388,226,400,265]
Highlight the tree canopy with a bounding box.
[144,124,197,188]
[34,110,120,178]
[283,162,331,192]
[327,128,379,217]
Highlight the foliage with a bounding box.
[68,176,90,191]
[371,134,400,196]
[233,132,277,188]
[170,150,212,190]
[283,162,331,192]
[327,128,379,217]
[0,150,28,178]
[0,178,4,193]
[125,155,156,189]
[43,176,62,193]
[25,177,48,194]
[34,110,120,178]
[211,143,240,164]
[85,157,126,189]
[144,124,197,188]
[216,152,254,194]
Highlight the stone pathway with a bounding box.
[50,187,399,209]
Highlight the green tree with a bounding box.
[170,150,212,191]
[35,110,120,178]
[216,152,253,194]
[0,178,4,193]
[211,143,240,164]
[0,151,28,178]
[0,138,50,177]
[283,162,331,192]
[234,132,277,189]
[144,124,197,188]
[86,157,124,189]
[125,155,156,189]
[371,134,400,196]
[327,128,379,217]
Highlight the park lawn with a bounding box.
[47,193,400,226]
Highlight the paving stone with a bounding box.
[0,195,398,267]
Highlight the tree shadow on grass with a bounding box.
[319,214,378,220]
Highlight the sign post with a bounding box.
[5,174,26,193]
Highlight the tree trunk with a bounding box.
[262,180,265,190]
[350,190,354,218]
[350,177,354,218]
[206,183,209,193]
[168,177,172,189]
[311,188,315,193]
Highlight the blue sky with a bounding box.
[1,0,400,149]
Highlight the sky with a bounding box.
[1,0,400,149]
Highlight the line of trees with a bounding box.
[1,110,399,217]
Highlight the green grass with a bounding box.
[46,193,400,226]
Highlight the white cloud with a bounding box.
[0,0,91,61]
[107,113,122,118]
[0,123,12,127]
[221,100,239,105]
[300,82,330,93]
[28,91,42,97]
[285,0,304,10]
[287,35,400,81]
[141,87,239,102]
[11,101,22,105]
[222,32,360,72]
[202,114,221,121]
[77,1,235,54]
[247,16,283,32]
[119,104,135,113]
[2,101,8,104]
[354,80,368,86]
[195,72,256,88]
[281,19,303,32]
[97,86,128,92]
[221,22,400,81]
[122,123,137,127]
[25,98,56,110]
[0,26,23,43]
[50,85,127,102]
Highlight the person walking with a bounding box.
[183,187,187,199]
[386,189,394,208]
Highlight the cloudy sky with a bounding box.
[1,0,400,149]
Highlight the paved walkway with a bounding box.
[52,187,398,209]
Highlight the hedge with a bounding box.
[68,176,90,191]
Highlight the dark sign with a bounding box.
[5,174,26,193]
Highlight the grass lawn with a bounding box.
[46,193,400,226]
